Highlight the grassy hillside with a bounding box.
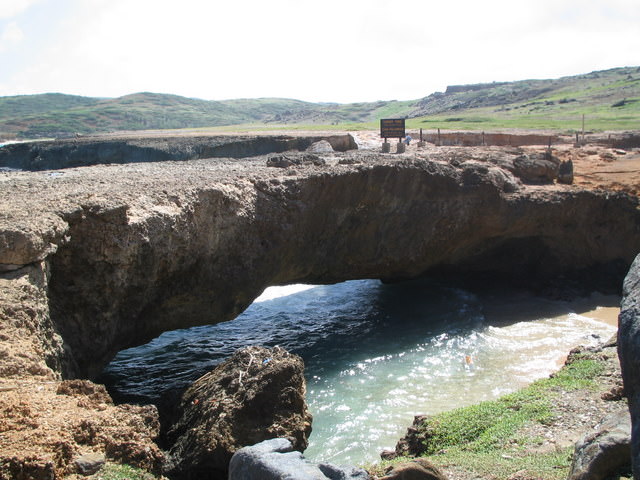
[411,66,640,131]
[0,67,638,139]
[0,93,100,120]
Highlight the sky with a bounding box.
[0,0,638,104]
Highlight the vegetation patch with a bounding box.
[367,353,612,480]
[94,463,157,480]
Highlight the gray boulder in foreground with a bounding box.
[568,411,632,480]
[228,438,369,480]
[618,253,640,479]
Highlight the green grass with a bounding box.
[419,357,603,454]
[368,449,573,480]
[365,357,605,480]
[94,463,157,480]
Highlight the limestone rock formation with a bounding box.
[568,411,632,480]
[166,346,312,479]
[0,148,639,380]
[228,438,369,480]
[618,253,640,479]
[0,379,165,479]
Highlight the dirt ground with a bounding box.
[550,145,640,196]
[349,130,640,196]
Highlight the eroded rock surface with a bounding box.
[0,379,164,479]
[618,253,640,478]
[568,411,632,480]
[166,346,312,479]
[2,148,638,379]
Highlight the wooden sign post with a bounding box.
[380,118,406,153]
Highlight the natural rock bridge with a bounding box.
[1,143,639,380]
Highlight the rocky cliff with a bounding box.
[0,133,357,171]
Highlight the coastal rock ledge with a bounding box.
[1,145,640,478]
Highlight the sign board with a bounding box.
[380,118,406,139]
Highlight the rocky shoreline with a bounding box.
[1,134,640,478]
[378,337,629,480]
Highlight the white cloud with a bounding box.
[0,21,24,52]
[1,0,638,101]
[0,0,41,19]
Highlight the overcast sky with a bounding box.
[0,0,638,103]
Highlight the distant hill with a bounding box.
[409,66,640,131]
[0,66,638,138]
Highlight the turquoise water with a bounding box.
[100,278,617,466]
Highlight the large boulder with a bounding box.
[306,140,335,153]
[568,411,632,480]
[166,346,312,479]
[618,253,640,479]
[557,159,574,184]
[379,458,447,480]
[511,152,560,183]
[228,438,369,480]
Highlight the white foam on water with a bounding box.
[304,295,617,466]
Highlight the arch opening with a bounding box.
[98,277,619,465]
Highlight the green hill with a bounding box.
[0,66,638,139]
[409,66,640,131]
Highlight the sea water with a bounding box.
[100,278,618,466]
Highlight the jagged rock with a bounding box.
[558,159,574,184]
[379,458,447,480]
[618,253,640,478]
[460,161,520,192]
[306,140,335,153]
[391,415,429,458]
[568,411,632,480]
[0,380,165,479]
[74,453,105,475]
[380,449,397,460]
[166,346,312,479]
[601,380,625,401]
[56,379,112,404]
[511,152,560,183]
[228,438,369,480]
[266,153,325,167]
